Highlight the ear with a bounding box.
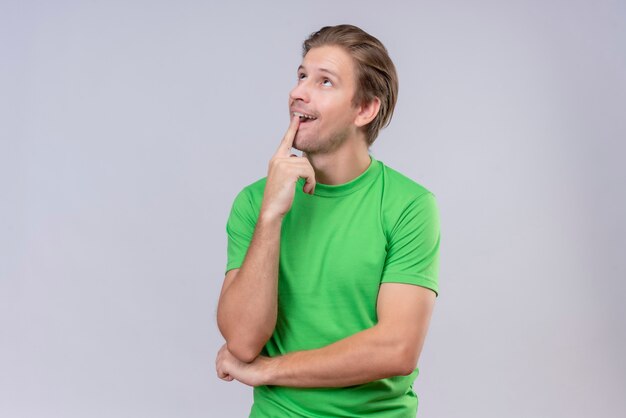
[354,97,381,128]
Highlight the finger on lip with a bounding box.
[291,115,301,129]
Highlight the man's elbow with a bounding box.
[227,342,260,363]
[395,343,420,376]
[396,361,418,377]
[225,333,272,363]
[216,318,269,363]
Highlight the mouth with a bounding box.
[292,111,317,126]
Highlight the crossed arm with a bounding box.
[215,281,436,387]
[217,205,437,387]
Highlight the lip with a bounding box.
[297,116,317,126]
[298,118,316,127]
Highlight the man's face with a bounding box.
[288,45,360,154]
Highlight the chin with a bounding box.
[293,134,312,152]
[294,131,342,154]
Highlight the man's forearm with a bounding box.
[264,324,413,388]
[217,213,282,362]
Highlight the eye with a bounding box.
[322,78,333,87]
[298,72,306,80]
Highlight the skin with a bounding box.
[215,116,309,365]
[215,44,436,388]
[287,44,381,186]
[216,45,380,362]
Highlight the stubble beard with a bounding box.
[293,125,350,155]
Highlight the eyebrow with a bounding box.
[297,65,341,81]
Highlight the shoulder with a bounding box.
[231,176,267,211]
[378,160,435,202]
[376,160,438,237]
[242,176,267,200]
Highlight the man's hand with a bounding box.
[215,343,274,387]
[260,115,316,220]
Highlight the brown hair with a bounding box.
[302,24,399,147]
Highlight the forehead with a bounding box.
[300,45,355,80]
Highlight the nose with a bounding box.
[289,78,310,103]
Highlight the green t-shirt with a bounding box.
[225,154,440,418]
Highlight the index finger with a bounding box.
[274,114,300,157]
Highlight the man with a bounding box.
[216,24,440,417]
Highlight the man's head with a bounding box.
[288,24,398,153]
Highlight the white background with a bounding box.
[1,0,625,417]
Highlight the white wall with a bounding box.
[1,0,624,416]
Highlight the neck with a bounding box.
[303,137,371,185]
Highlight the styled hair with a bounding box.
[302,24,399,147]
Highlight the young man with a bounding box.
[216,24,440,417]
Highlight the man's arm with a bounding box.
[217,115,316,364]
[216,282,436,387]
[217,213,282,363]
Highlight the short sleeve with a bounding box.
[225,188,258,274]
[380,192,441,296]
